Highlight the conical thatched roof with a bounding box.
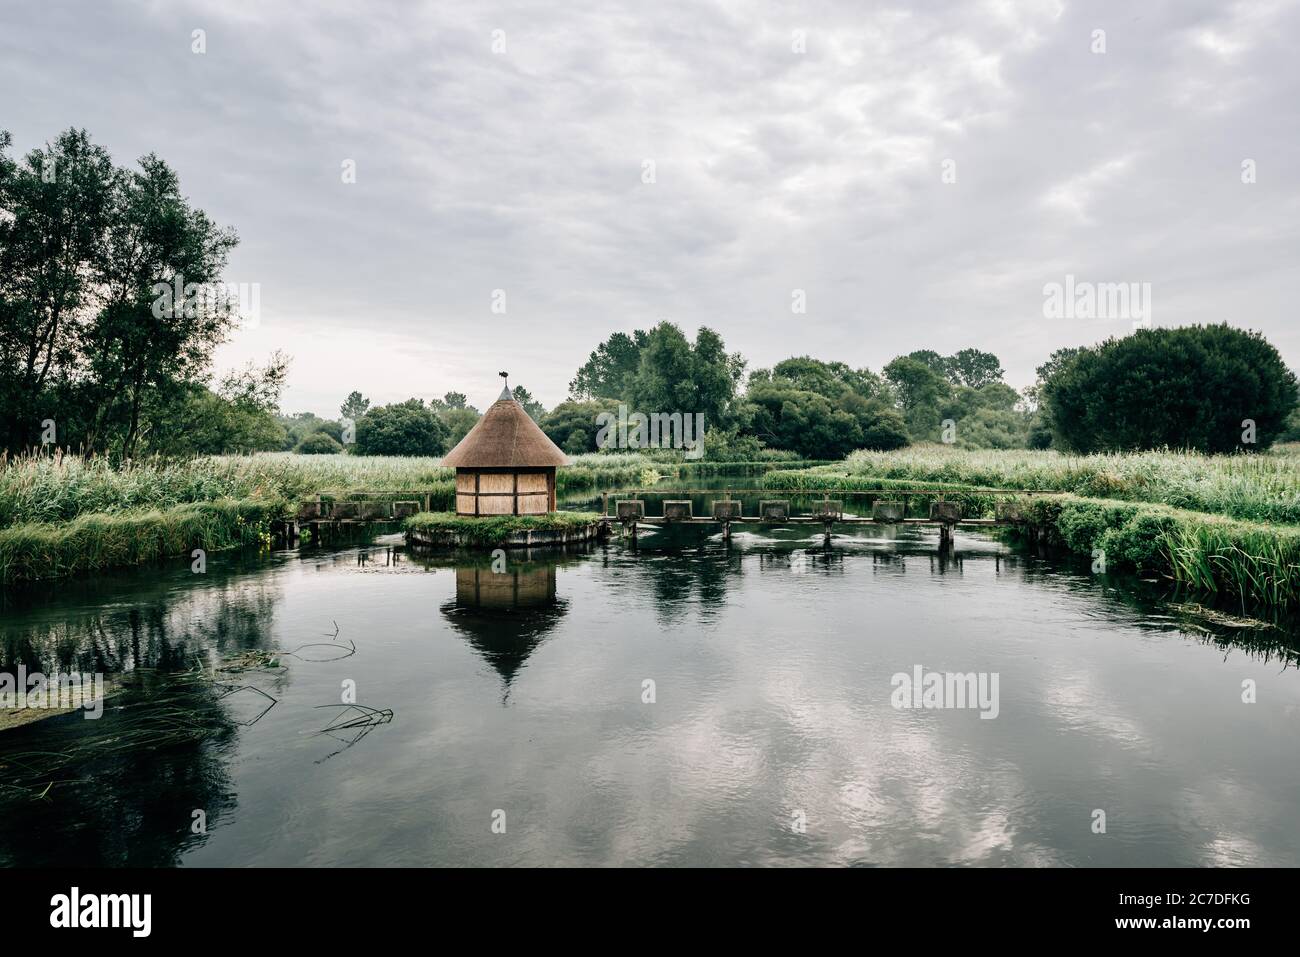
[441,388,568,468]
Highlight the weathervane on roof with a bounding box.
[498,371,512,401]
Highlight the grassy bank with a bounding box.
[766,446,1300,526]
[1020,495,1300,611]
[765,447,1300,610]
[0,498,285,582]
[0,451,661,527]
[0,451,663,580]
[405,510,600,547]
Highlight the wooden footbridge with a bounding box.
[595,488,1057,551]
[270,486,1057,554]
[273,492,429,544]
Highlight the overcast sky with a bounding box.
[3,0,1297,415]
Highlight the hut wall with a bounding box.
[454,468,556,516]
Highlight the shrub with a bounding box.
[295,431,344,454]
[354,399,449,456]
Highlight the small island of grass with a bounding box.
[404,511,604,549]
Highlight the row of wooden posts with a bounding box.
[598,490,1045,551]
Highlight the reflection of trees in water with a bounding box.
[0,674,238,866]
[0,572,284,866]
[989,551,1300,666]
[635,536,742,627]
[439,562,569,696]
[0,580,282,675]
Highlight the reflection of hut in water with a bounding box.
[440,564,568,695]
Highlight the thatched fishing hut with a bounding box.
[441,374,568,516]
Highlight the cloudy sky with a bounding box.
[3,0,1297,415]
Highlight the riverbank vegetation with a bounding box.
[766,446,1300,609]
[0,451,665,527]
[0,498,281,582]
[766,445,1300,525]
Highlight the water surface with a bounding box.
[2,522,1297,867]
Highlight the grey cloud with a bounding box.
[1,0,1295,412]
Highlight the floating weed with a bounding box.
[313,704,394,763]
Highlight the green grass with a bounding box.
[765,445,1300,526]
[0,451,661,529]
[405,510,600,546]
[1018,494,1300,611]
[765,445,1300,609]
[0,498,285,582]
[0,450,659,580]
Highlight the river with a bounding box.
[1,502,1298,866]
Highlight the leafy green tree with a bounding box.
[569,330,647,400]
[945,348,1004,388]
[904,350,949,376]
[278,412,343,450]
[427,392,480,447]
[626,322,745,426]
[1023,347,1083,409]
[340,391,370,420]
[511,385,546,422]
[0,129,116,451]
[563,430,589,455]
[883,356,952,441]
[934,382,1032,449]
[354,398,449,456]
[750,357,886,401]
[144,357,289,454]
[87,155,240,456]
[1043,325,1298,452]
[741,382,906,458]
[440,407,480,447]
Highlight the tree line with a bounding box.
[324,321,1297,460]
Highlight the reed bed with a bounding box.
[768,445,1300,526]
[1019,495,1300,611]
[0,498,283,582]
[0,451,657,529]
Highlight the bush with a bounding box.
[295,431,344,454]
[541,400,614,454]
[739,383,908,458]
[1043,325,1298,453]
[354,399,449,456]
[1098,511,1180,571]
